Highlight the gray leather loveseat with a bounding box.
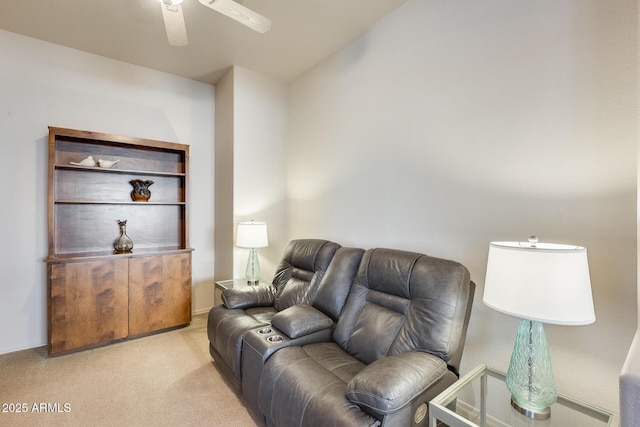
[208,239,344,387]
[207,239,475,427]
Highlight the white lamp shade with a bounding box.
[235,221,268,249]
[483,241,595,326]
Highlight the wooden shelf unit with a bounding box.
[46,126,193,355]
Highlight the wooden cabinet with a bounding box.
[128,253,192,336]
[48,259,129,354]
[46,127,193,355]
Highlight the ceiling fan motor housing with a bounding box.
[162,0,184,7]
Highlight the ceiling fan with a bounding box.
[160,0,271,46]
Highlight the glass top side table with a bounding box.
[429,364,619,427]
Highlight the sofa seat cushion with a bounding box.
[207,305,277,379]
[258,343,380,427]
[244,307,278,324]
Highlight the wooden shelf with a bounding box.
[54,200,186,205]
[46,126,192,356]
[55,164,186,177]
[46,247,194,263]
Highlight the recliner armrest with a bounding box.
[270,305,334,339]
[223,285,276,309]
[345,351,448,414]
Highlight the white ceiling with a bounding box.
[0,0,407,85]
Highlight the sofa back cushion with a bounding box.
[333,248,474,374]
[271,239,340,312]
[304,247,365,321]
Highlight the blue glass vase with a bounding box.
[505,319,556,419]
[245,248,260,285]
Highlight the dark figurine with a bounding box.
[130,179,154,202]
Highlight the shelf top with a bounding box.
[54,200,186,205]
[46,247,194,263]
[49,126,189,153]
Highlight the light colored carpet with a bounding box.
[0,314,259,427]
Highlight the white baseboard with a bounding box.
[192,307,212,315]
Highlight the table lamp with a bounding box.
[235,221,268,285]
[483,236,595,419]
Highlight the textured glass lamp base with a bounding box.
[245,248,260,286]
[511,397,551,420]
[506,320,557,419]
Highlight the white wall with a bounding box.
[288,0,637,412]
[619,4,640,422]
[231,66,288,282]
[214,68,235,281]
[212,66,288,284]
[0,29,216,354]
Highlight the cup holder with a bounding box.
[267,335,284,343]
[257,327,273,335]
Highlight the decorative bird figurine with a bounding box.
[98,159,120,168]
[70,156,96,167]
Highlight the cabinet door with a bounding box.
[48,259,129,355]
[128,253,192,336]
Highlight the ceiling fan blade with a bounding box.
[198,0,271,34]
[160,2,188,46]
